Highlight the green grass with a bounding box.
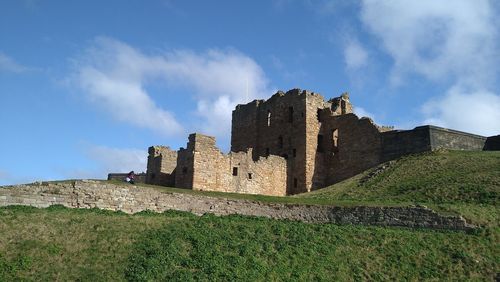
[298,150,500,227]
[1,150,498,280]
[301,150,499,205]
[0,206,498,281]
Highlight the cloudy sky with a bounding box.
[1,0,499,185]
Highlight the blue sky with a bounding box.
[1,0,499,185]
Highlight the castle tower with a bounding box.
[231,89,352,194]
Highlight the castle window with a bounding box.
[151,173,156,179]
[281,154,288,160]
[293,149,296,157]
[267,110,272,127]
[233,167,238,176]
[317,134,324,152]
[294,178,298,188]
[278,136,283,149]
[182,167,188,174]
[266,148,270,156]
[288,107,294,123]
[332,129,339,151]
[317,109,321,122]
[248,173,252,179]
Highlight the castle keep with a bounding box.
[133,89,500,196]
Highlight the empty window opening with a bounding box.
[182,167,188,174]
[278,136,283,149]
[317,134,324,152]
[267,110,272,127]
[266,148,270,156]
[332,129,339,151]
[232,167,238,176]
[281,154,288,160]
[288,107,294,122]
[294,178,298,188]
[248,173,252,179]
[341,100,346,114]
[151,173,156,179]
[317,109,321,122]
[301,112,304,117]
[293,148,297,157]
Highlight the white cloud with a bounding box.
[344,39,368,70]
[0,52,32,73]
[423,87,500,136]
[59,145,147,180]
[353,106,373,119]
[360,0,500,135]
[71,37,271,142]
[360,0,498,87]
[85,145,147,174]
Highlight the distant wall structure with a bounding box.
[107,173,146,183]
[130,88,499,196]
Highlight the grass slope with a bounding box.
[299,150,500,227]
[1,150,498,280]
[0,206,498,281]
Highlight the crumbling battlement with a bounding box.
[146,145,177,186]
[176,133,287,196]
[135,88,498,196]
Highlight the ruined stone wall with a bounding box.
[231,89,309,194]
[107,173,146,183]
[226,151,287,196]
[231,100,261,154]
[304,93,333,192]
[146,146,177,186]
[0,181,475,231]
[319,113,383,185]
[180,133,287,196]
[175,143,195,189]
[231,89,351,194]
[381,127,432,162]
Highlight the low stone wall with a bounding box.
[107,173,146,183]
[0,181,475,231]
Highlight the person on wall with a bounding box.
[125,171,135,184]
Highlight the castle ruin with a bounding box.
[123,89,499,196]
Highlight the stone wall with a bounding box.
[107,173,146,183]
[485,135,500,150]
[0,181,475,231]
[232,89,310,194]
[381,125,489,162]
[428,126,487,151]
[146,146,177,186]
[381,126,432,162]
[145,88,498,197]
[178,133,287,196]
[230,89,353,194]
[319,113,383,185]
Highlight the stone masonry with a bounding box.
[135,88,498,196]
[0,181,476,231]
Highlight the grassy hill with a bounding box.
[0,150,498,280]
[298,150,500,227]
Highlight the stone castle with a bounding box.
[109,88,500,196]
